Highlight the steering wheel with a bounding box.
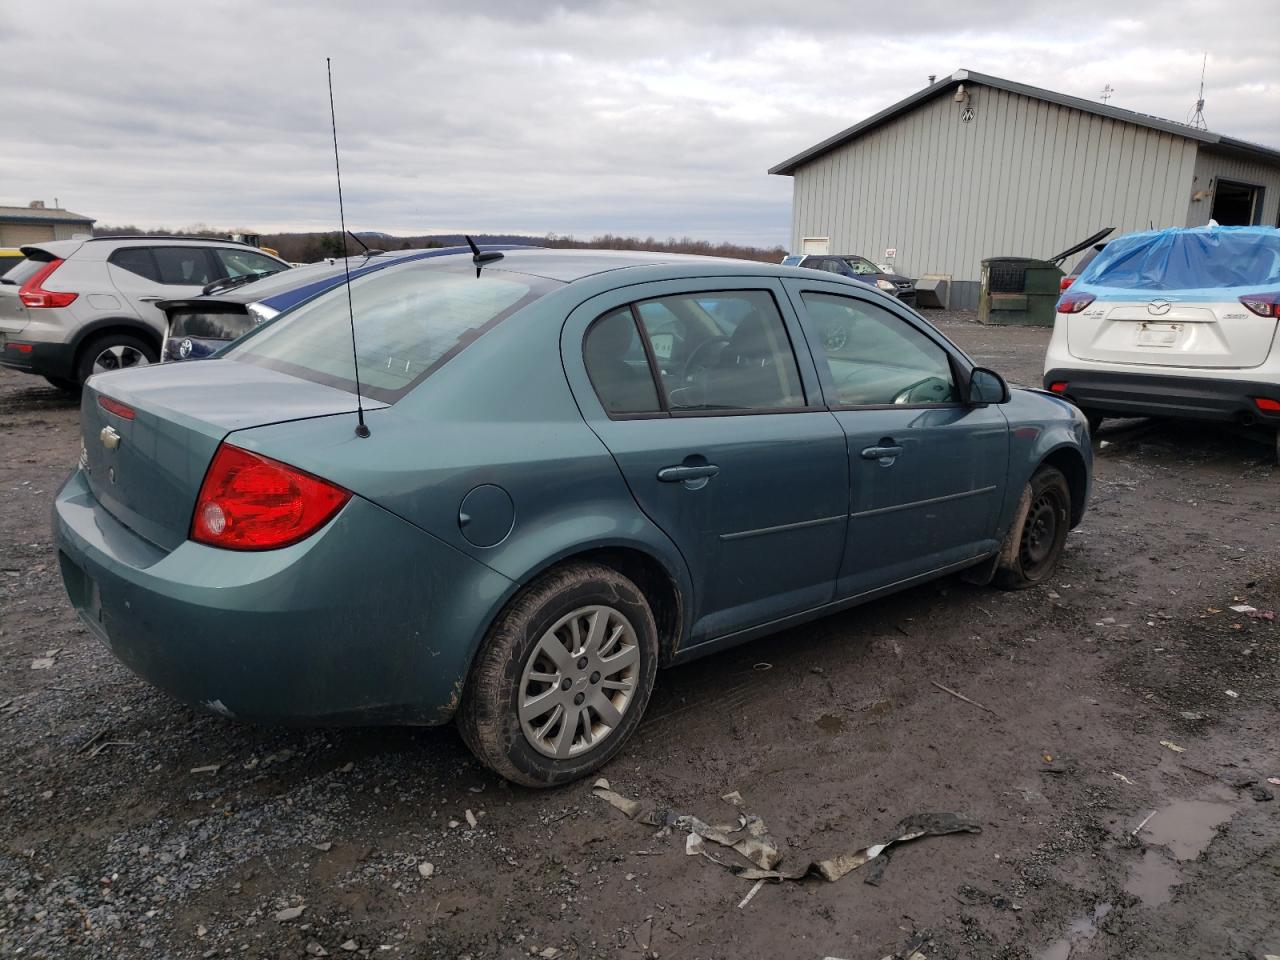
[892,376,952,405]
[681,336,731,380]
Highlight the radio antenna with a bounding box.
[326,57,370,438]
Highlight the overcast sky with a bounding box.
[5,1,1277,246]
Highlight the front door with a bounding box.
[563,278,848,645]
[784,280,1009,597]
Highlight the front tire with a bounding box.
[458,562,659,787]
[44,375,81,394]
[993,466,1071,590]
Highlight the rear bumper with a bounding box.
[1044,367,1280,424]
[0,339,76,379]
[53,468,514,725]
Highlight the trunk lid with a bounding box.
[1066,297,1278,368]
[81,359,380,551]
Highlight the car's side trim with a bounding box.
[671,552,994,664]
[849,485,998,520]
[719,513,846,542]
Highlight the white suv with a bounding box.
[0,236,287,390]
[1043,227,1280,455]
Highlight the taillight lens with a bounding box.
[1057,291,1095,314]
[191,444,350,550]
[1059,276,1075,291]
[1254,397,1280,413]
[18,259,78,308]
[1239,292,1280,317]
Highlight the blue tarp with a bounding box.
[1073,226,1280,301]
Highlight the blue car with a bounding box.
[54,248,1091,786]
[159,245,530,361]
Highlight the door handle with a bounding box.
[137,296,164,303]
[861,443,903,461]
[657,464,720,483]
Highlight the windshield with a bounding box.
[838,256,880,275]
[224,262,557,402]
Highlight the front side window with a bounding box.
[801,292,958,406]
[839,256,880,275]
[151,247,219,285]
[633,290,804,412]
[217,248,284,279]
[225,262,552,403]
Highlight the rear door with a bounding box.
[108,246,222,335]
[1065,296,1277,368]
[784,280,1009,597]
[563,277,849,645]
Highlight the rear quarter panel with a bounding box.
[229,290,695,664]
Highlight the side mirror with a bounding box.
[968,367,1010,405]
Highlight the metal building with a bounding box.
[770,69,1280,308]
[0,202,95,246]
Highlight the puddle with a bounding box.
[1141,799,1235,860]
[814,713,843,735]
[1037,902,1112,960]
[1125,849,1181,906]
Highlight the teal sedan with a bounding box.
[53,248,1091,786]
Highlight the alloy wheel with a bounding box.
[93,344,151,375]
[518,604,640,759]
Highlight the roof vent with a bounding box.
[28,200,46,209]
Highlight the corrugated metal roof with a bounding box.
[769,69,1280,175]
[0,205,95,224]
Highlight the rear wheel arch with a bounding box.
[71,319,162,366]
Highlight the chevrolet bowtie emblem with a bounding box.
[99,426,121,450]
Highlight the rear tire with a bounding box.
[993,466,1071,590]
[76,333,157,386]
[458,562,659,788]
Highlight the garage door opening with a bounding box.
[1211,179,1263,225]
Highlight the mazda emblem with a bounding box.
[1147,299,1172,316]
[100,426,121,450]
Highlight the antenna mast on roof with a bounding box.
[325,57,370,439]
[1189,53,1207,130]
[1099,84,1114,104]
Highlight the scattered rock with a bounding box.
[274,905,306,922]
[418,861,435,879]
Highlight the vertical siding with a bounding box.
[1186,149,1280,226]
[787,86,1208,285]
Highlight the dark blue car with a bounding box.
[160,245,528,361]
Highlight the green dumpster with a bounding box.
[978,256,1064,326]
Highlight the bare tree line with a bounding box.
[93,225,788,265]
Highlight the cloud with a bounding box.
[2,0,1275,247]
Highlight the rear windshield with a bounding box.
[224,262,557,402]
[169,308,254,340]
[1080,228,1280,291]
[1,257,47,285]
[0,254,24,278]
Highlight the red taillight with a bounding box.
[1056,292,1095,314]
[4,341,33,354]
[97,396,136,420]
[1239,292,1280,317]
[1049,381,1069,394]
[1254,397,1280,412]
[191,444,350,551]
[1059,276,1075,291]
[17,259,78,309]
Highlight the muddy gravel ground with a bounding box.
[1,314,1278,960]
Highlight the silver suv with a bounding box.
[0,236,288,390]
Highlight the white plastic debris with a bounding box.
[464,809,478,829]
[417,861,434,879]
[1159,740,1185,753]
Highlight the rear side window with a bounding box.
[582,308,662,415]
[225,262,555,403]
[152,247,219,285]
[583,290,806,415]
[108,248,159,281]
